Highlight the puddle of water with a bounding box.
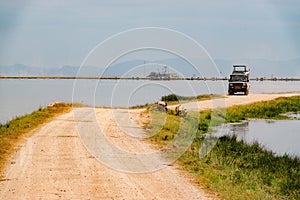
[213,120,300,157]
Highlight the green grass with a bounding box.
[0,103,72,175]
[181,136,300,200]
[146,96,300,199]
[226,96,300,122]
[161,94,225,105]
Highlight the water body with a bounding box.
[213,120,300,157]
[0,79,300,123]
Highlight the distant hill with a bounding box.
[0,64,78,76]
[0,64,100,76]
[1,58,300,78]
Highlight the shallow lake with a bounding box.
[212,119,300,157]
[0,79,300,123]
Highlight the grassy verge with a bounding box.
[161,94,225,105]
[146,96,300,199]
[226,96,300,122]
[0,103,72,175]
[129,94,225,108]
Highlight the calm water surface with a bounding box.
[0,79,299,123]
[213,120,300,157]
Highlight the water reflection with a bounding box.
[213,120,300,157]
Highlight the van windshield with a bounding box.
[230,75,247,82]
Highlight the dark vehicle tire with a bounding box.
[228,90,234,95]
[245,89,249,95]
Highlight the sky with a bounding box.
[0,0,300,67]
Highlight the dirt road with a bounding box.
[168,93,300,111]
[0,108,212,200]
[0,93,299,199]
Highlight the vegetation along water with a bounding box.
[146,95,300,200]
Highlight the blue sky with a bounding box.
[0,0,299,67]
